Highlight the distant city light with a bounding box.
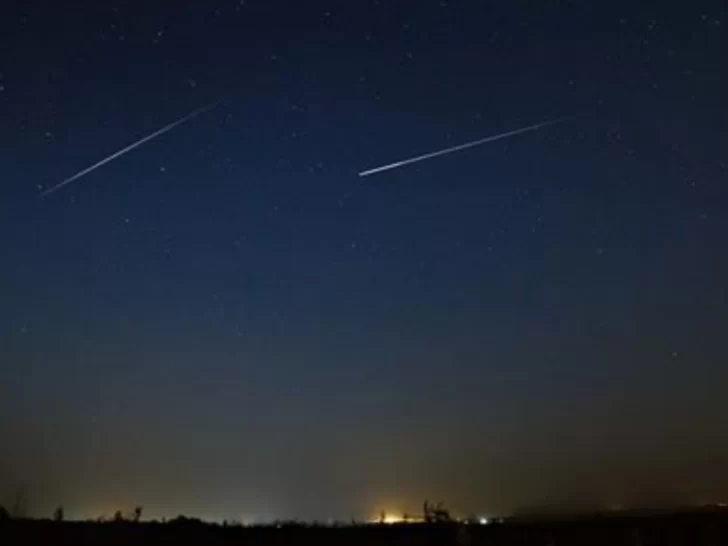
[368,511,426,525]
[479,517,489,525]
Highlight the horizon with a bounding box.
[5,502,728,525]
[5,493,728,524]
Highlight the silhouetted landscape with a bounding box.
[3,506,728,545]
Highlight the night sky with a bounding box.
[1,0,727,522]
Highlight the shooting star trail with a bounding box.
[358,118,565,177]
[39,100,221,197]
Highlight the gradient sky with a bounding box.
[1,0,727,522]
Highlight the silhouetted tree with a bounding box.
[12,488,28,519]
[53,505,64,522]
[423,500,451,523]
[132,506,143,523]
[423,501,433,523]
[432,501,451,523]
[113,510,124,522]
[379,510,386,524]
[0,505,9,520]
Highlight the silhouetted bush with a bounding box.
[168,514,205,527]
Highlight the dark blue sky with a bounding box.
[1,0,727,521]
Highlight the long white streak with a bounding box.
[358,118,564,177]
[40,100,221,197]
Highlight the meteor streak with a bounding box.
[358,118,564,177]
[40,100,221,197]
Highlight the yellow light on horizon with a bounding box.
[368,511,409,524]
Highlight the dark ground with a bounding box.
[2,510,728,545]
